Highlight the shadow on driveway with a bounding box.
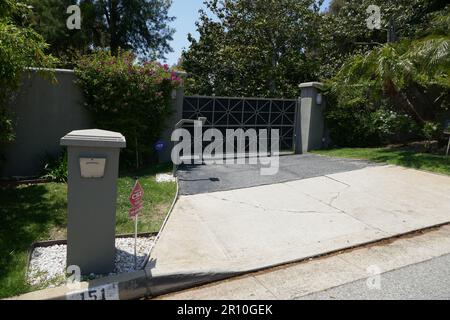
[177,153,377,195]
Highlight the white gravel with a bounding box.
[28,236,155,287]
[156,173,176,183]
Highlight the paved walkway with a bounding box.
[146,157,450,296]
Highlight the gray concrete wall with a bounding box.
[157,87,184,163]
[2,70,92,177]
[1,73,326,177]
[1,69,185,178]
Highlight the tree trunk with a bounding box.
[269,52,276,95]
[390,89,426,125]
[109,0,119,56]
[401,91,425,123]
[386,79,428,125]
[269,37,277,95]
[406,84,437,121]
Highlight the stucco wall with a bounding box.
[1,70,92,177]
[1,70,324,177]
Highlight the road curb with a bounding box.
[8,269,149,300]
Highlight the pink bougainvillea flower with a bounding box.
[170,72,180,81]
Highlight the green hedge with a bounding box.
[324,82,420,147]
[75,51,182,168]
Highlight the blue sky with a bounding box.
[164,0,332,66]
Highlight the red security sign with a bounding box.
[129,180,144,207]
[129,180,144,218]
[129,206,142,218]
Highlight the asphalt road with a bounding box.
[301,253,450,300]
[177,154,376,195]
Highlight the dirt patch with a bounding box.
[48,227,67,241]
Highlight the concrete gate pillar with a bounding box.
[61,129,126,275]
[157,87,184,163]
[295,82,326,154]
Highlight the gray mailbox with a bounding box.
[61,129,126,275]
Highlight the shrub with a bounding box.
[422,121,442,140]
[323,81,420,147]
[323,80,383,147]
[372,109,420,143]
[75,51,182,168]
[325,104,381,147]
[40,151,68,183]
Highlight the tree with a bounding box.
[317,0,449,79]
[26,0,98,67]
[27,0,175,65]
[95,0,175,58]
[182,0,324,98]
[324,6,450,146]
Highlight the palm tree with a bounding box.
[335,33,450,125]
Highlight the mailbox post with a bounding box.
[61,129,126,275]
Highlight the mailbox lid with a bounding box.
[61,129,126,148]
[79,157,107,178]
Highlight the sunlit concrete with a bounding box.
[147,165,450,296]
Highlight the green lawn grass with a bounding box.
[312,147,450,175]
[0,163,176,299]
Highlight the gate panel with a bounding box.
[181,96,298,159]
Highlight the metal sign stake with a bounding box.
[129,177,144,270]
[134,214,138,269]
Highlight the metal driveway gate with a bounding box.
[181,96,298,159]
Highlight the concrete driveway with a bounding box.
[146,155,450,296]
